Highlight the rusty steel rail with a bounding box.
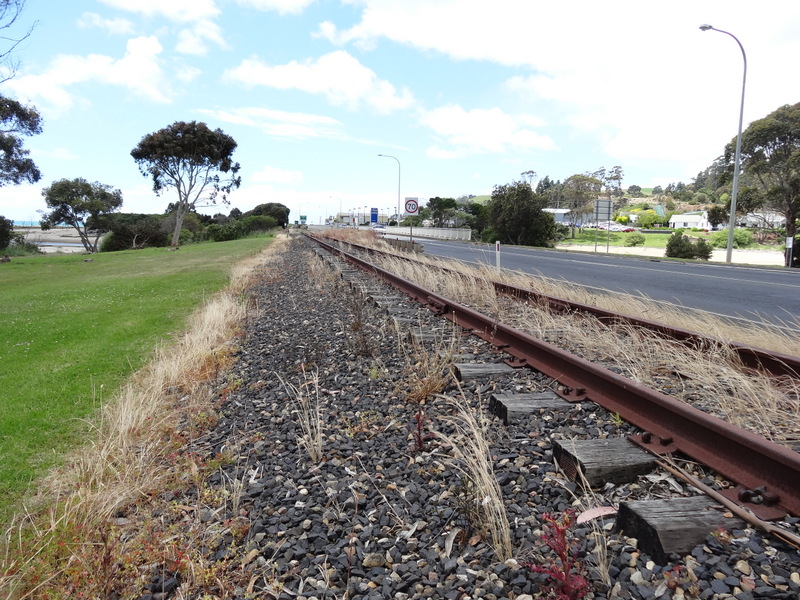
[311,233,800,379]
[312,236,800,519]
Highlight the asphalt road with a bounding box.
[415,239,800,333]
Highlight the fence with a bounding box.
[357,225,471,241]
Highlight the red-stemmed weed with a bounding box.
[524,509,590,600]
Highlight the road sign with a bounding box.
[405,198,419,214]
[370,207,378,224]
[594,199,613,222]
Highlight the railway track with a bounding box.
[306,233,800,556]
[311,233,800,380]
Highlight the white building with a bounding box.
[738,212,786,228]
[668,211,711,230]
[543,208,575,224]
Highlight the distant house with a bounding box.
[543,208,575,224]
[668,211,710,230]
[738,212,786,228]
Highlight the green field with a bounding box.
[558,228,672,248]
[0,237,273,519]
[558,228,777,251]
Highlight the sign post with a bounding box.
[594,199,613,253]
[405,198,419,247]
[495,240,501,269]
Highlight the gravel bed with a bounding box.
[148,237,800,600]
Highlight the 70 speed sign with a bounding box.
[404,198,419,214]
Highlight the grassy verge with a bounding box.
[0,236,274,521]
[558,228,778,251]
[559,229,670,248]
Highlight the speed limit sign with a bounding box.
[404,198,419,214]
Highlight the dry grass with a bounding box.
[320,232,799,447]
[395,320,459,405]
[435,390,513,562]
[0,234,289,599]
[279,369,324,465]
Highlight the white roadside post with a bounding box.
[496,240,501,269]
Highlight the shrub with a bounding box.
[100,214,170,251]
[709,228,753,249]
[242,215,277,233]
[665,232,713,260]
[624,233,646,247]
[0,215,13,250]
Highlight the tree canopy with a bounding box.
[487,180,555,247]
[244,202,290,228]
[724,102,800,264]
[40,178,123,252]
[0,214,13,249]
[0,94,41,186]
[131,121,241,246]
[427,196,458,227]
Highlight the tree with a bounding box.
[563,174,601,236]
[652,185,664,195]
[0,94,41,186]
[627,185,642,197]
[100,213,169,251]
[706,205,728,229]
[40,178,123,252]
[131,121,241,246]
[244,202,290,228]
[0,213,13,249]
[593,165,624,198]
[462,200,489,236]
[724,102,800,266]
[487,180,555,247]
[535,175,556,195]
[427,196,457,227]
[0,1,36,83]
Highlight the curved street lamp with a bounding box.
[378,154,401,224]
[700,24,747,263]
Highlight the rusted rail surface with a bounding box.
[311,233,800,379]
[312,236,800,519]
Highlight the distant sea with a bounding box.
[13,221,39,227]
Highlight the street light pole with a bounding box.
[700,24,747,264]
[378,154,401,225]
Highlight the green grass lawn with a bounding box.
[557,228,778,251]
[558,229,672,248]
[0,236,273,520]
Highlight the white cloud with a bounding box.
[33,147,80,161]
[224,51,414,114]
[235,0,317,15]
[175,20,229,55]
[7,36,173,112]
[77,12,135,35]
[250,165,304,184]
[98,0,220,22]
[197,107,345,140]
[419,104,555,159]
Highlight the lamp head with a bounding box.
[699,24,714,31]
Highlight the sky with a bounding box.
[1,0,799,226]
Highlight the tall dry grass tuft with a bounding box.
[436,390,513,562]
[0,234,288,599]
[279,369,324,465]
[396,321,458,405]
